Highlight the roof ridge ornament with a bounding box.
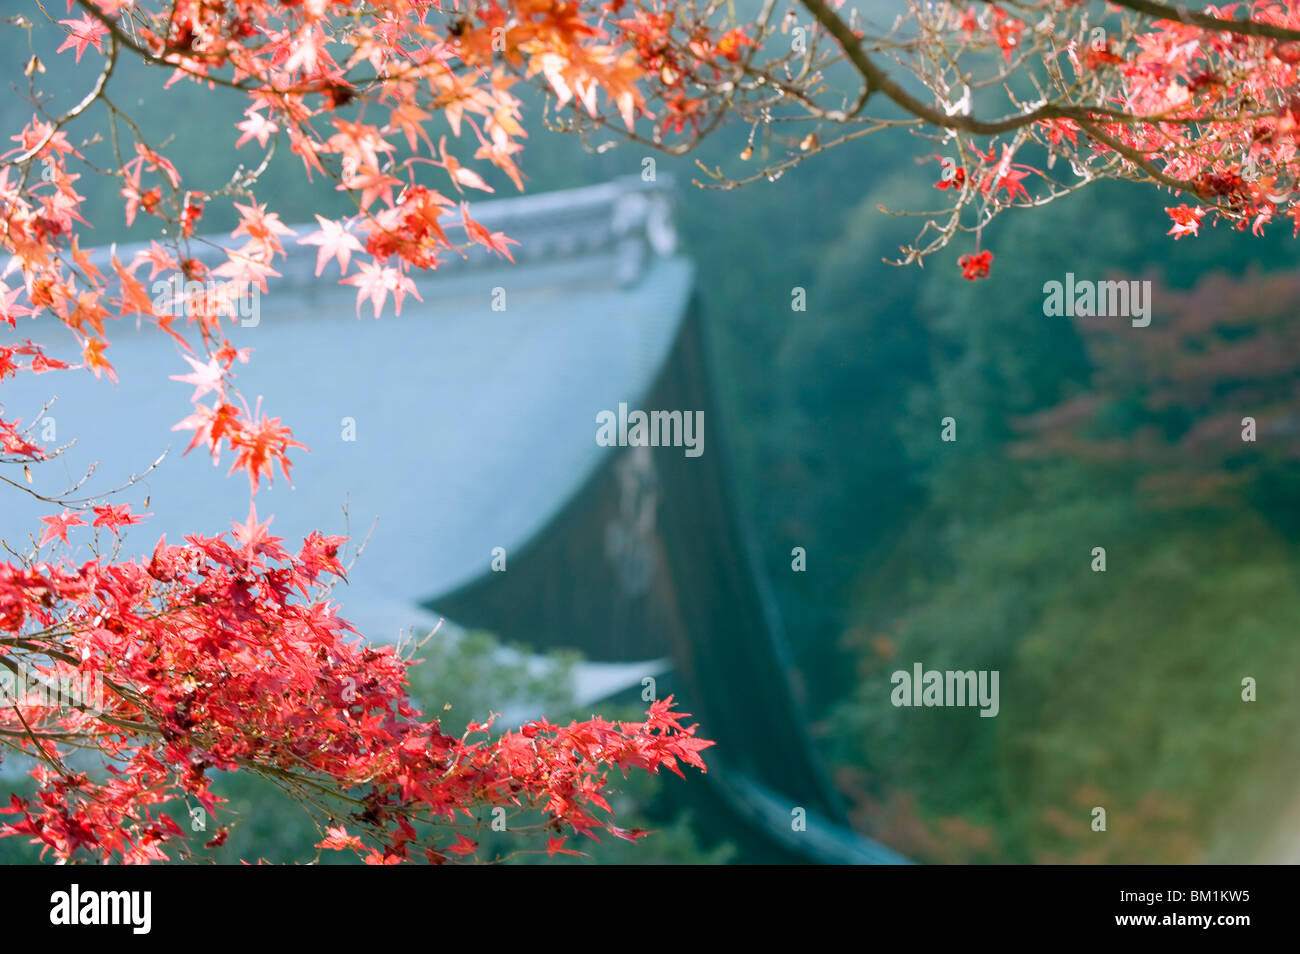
[87,176,679,295]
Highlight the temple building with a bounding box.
[0,177,903,864]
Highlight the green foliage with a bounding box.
[820,183,1300,863]
[512,101,1300,865]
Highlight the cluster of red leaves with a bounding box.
[1087,4,1300,233]
[0,118,309,490]
[610,4,753,135]
[987,6,1025,62]
[0,506,711,864]
[955,3,1025,61]
[956,250,992,280]
[939,2,1300,279]
[1,0,750,472]
[0,340,68,458]
[933,145,1033,202]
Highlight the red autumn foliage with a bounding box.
[0,484,714,863]
[4,0,1300,861]
[0,0,726,864]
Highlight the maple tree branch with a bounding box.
[73,0,255,91]
[71,0,385,95]
[1075,118,1204,195]
[798,0,1291,138]
[5,34,117,167]
[798,0,1104,135]
[1104,0,1300,41]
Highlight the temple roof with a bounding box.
[1,176,909,863]
[0,178,690,638]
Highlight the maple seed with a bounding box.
[740,145,753,160]
[800,133,818,152]
[24,54,43,76]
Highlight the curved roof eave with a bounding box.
[0,230,694,627]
